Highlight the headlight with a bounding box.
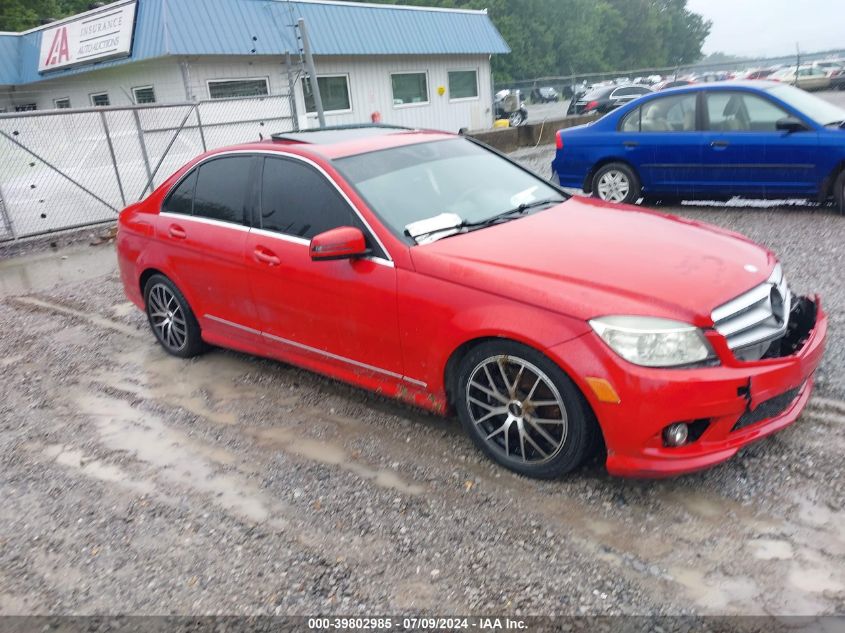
[589,315,715,368]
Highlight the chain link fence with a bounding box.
[0,93,295,241]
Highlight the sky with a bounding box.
[686,0,844,58]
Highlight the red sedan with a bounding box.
[117,126,827,478]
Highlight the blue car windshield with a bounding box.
[768,85,845,126]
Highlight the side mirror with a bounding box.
[309,226,370,261]
[776,116,807,133]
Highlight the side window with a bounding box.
[162,169,197,215]
[707,92,789,132]
[193,157,253,224]
[260,157,359,240]
[620,107,641,132]
[639,94,697,132]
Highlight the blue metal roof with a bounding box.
[0,0,509,86]
[0,34,19,84]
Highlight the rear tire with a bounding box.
[592,162,641,204]
[835,171,845,216]
[143,274,205,358]
[455,340,598,479]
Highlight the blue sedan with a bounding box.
[551,81,845,213]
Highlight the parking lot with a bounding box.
[1,144,844,615]
[524,88,845,123]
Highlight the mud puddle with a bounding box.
[0,243,117,299]
[69,390,287,526]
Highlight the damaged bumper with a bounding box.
[546,295,828,478]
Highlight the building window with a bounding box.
[207,78,269,100]
[132,85,156,104]
[302,75,352,114]
[90,92,110,107]
[54,98,71,109]
[14,104,37,112]
[448,70,479,100]
[391,72,429,107]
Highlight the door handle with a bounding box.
[710,140,730,149]
[623,141,639,148]
[168,224,187,239]
[254,247,281,267]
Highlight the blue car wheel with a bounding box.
[592,162,641,204]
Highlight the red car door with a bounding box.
[158,154,261,346]
[245,155,404,385]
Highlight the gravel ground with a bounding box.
[1,151,844,618]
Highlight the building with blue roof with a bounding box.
[0,0,510,131]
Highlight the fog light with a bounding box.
[663,423,689,447]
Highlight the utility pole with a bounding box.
[298,18,325,127]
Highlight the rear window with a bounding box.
[162,169,197,215]
[582,87,612,101]
[193,157,253,225]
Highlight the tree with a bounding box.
[0,0,102,32]
[341,0,711,81]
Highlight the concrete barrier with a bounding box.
[467,114,597,152]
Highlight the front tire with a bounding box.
[592,162,641,204]
[835,170,845,216]
[455,340,598,479]
[143,274,205,358]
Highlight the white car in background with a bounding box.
[770,66,831,91]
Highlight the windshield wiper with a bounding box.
[405,198,564,244]
[461,198,565,231]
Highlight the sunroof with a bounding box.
[271,124,414,145]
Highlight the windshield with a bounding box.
[768,84,845,125]
[334,139,564,244]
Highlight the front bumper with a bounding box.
[546,296,828,478]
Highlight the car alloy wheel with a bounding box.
[596,169,631,203]
[143,274,206,358]
[465,355,568,465]
[147,283,188,352]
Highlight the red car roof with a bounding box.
[210,127,458,162]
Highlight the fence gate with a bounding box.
[0,93,295,242]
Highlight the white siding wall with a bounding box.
[304,54,495,132]
[179,56,292,101]
[2,59,187,110]
[181,53,495,132]
[0,53,495,131]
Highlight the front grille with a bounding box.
[711,264,791,361]
[732,385,803,432]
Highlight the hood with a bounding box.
[409,197,775,327]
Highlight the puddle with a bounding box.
[109,301,137,319]
[0,243,116,299]
[250,426,425,496]
[789,567,845,594]
[796,498,834,528]
[42,444,155,495]
[91,347,265,426]
[750,539,794,560]
[73,392,285,525]
[13,296,141,338]
[670,568,760,612]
